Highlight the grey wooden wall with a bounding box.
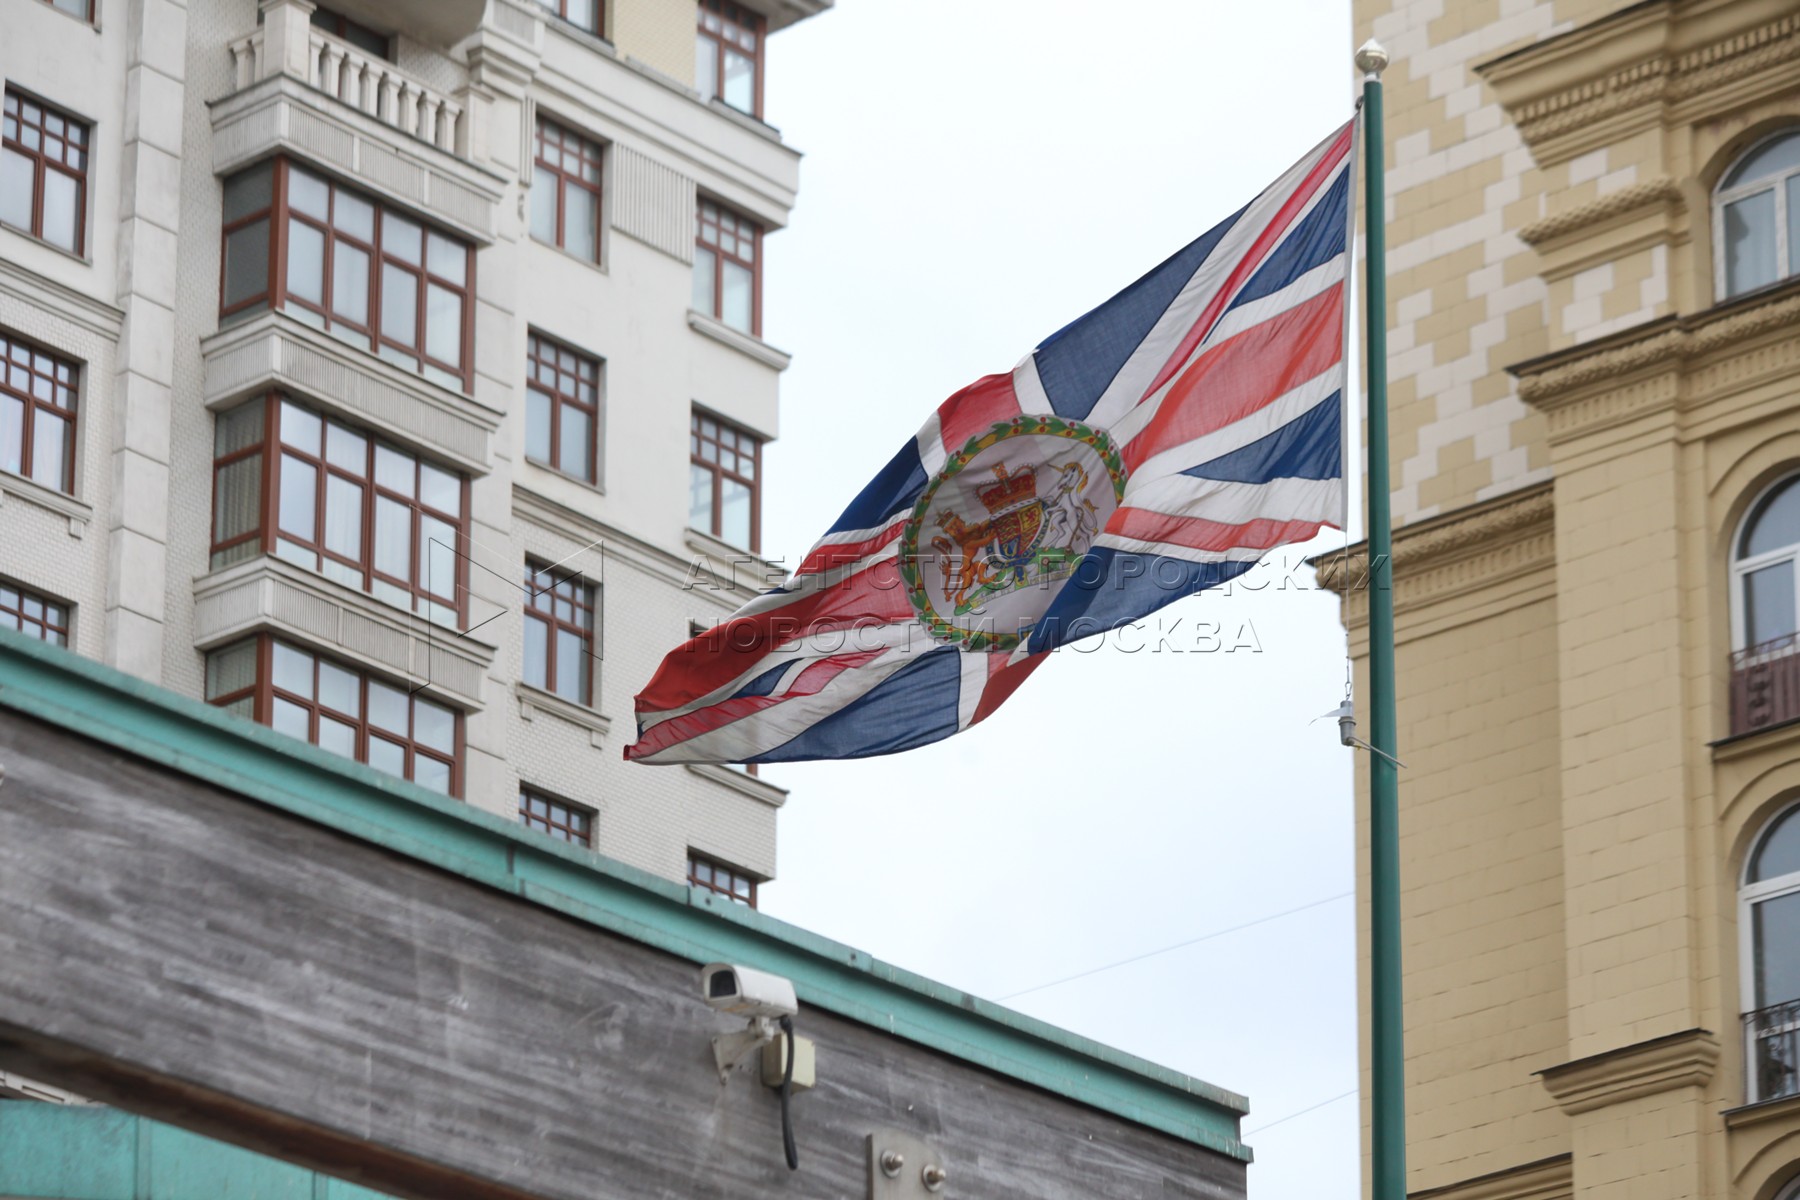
[0,708,1246,1200]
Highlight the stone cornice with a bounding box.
[1512,280,1800,442]
[1518,177,1683,248]
[1536,1028,1719,1115]
[1315,483,1555,608]
[1409,1155,1572,1200]
[1477,5,1800,164]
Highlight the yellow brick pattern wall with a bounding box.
[1375,589,1570,1187]
[613,0,695,88]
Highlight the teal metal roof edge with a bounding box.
[0,631,1252,1162]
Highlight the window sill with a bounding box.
[705,96,784,143]
[687,310,792,372]
[685,761,787,807]
[0,221,91,268]
[684,527,786,592]
[192,555,494,708]
[540,14,618,59]
[524,456,605,499]
[0,471,92,538]
[1710,714,1800,759]
[1724,1088,1800,1128]
[527,233,609,278]
[516,680,612,748]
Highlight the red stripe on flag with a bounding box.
[971,651,1046,726]
[935,372,1023,457]
[1138,126,1351,406]
[794,518,907,577]
[1123,285,1344,473]
[625,648,888,761]
[1108,507,1332,554]
[634,559,914,715]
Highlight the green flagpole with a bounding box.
[1355,37,1405,1200]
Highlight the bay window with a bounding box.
[220,158,475,393]
[206,635,461,795]
[211,394,469,628]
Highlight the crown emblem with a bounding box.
[977,463,1037,514]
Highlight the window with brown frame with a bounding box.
[523,560,597,705]
[530,118,603,263]
[0,331,77,494]
[534,0,601,37]
[696,0,763,118]
[205,635,462,794]
[518,788,594,847]
[688,852,757,907]
[39,0,94,23]
[0,582,69,647]
[310,5,392,60]
[210,394,469,628]
[692,198,760,335]
[1,89,90,255]
[524,332,601,482]
[219,157,475,394]
[689,410,760,552]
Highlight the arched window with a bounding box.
[1743,803,1800,1102]
[1716,129,1800,299]
[1734,475,1800,653]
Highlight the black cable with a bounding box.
[777,1015,798,1170]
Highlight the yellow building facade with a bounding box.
[1335,0,1800,1197]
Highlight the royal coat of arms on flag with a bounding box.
[627,122,1353,765]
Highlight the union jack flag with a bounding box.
[627,122,1353,764]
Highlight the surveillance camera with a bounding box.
[701,962,798,1020]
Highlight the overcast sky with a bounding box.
[754,4,1361,1196]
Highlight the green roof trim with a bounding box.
[0,1105,397,1199]
[0,629,1251,1161]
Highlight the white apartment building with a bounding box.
[0,0,824,898]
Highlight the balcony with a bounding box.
[1730,635,1800,737]
[214,0,504,244]
[228,23,464,156]
[1746,999,1800,1103]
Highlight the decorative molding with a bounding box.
[686,761,789,807]
[200,312,499,473]
[1724,1088,1800,1130]
[1478,8,1800,163]
[1536,1028,1719,1115]
[192,557,494,708]
[509,484,752,605]
[1409,1155,1572,1200]
[686,309,793,372]
[0,472,94,539]
[0,257,124,340]
[1316,484,1555,609]
[1514,283,1800,439]
[515,680,611,749]
[1518,177,1683,248]
[613,144,696,264]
